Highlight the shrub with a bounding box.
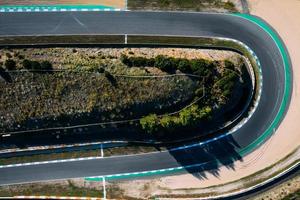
[195,88,204,97]
[22,59,31,69]
[179,105,199,126]
[160,115,178,131]
[104,71,116,85]
[190,59,208,73]
[178,105,211,126]
[5,52,12,59]
[224,1,235,10]
[30,61,41,70]
[224,60,235,70]
[146,58,155,66]
[131,57,147,67]
[40,61,53,70]
[97,67,105,73]
[178,58,191,73]
[18,54,25,60]
[4,59,16,70]
[120,54,132,67]
[140,114,159,134]
[154,55,175,72]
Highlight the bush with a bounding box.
[179,105,212,126]
[5,52,12,59]
[104,71,117,85]
[140,114,159,134]
[195,88,204,97]
[18,54,25,60]
[30,61,41,70]
[146,58,155,66]
[178,58,191,73]
[160,115,178,131]
[22,60,53,71]
[190,59,208,73]
[131,57,148,67]
[154,55,176,72]
[40,61,53,70]
[224,60,235,70]
[22,59,31,69]
[97,67,105,73]
[120,54,132,67]
[224,1,235,10]
[4,59,16,70]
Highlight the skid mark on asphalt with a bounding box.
[71,13,91,33]
[51,14,68,33]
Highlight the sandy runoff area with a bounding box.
[156,0,300,189]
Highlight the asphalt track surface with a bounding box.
[0,11,291,185]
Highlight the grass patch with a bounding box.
[104,145,165,156]
[0,35,124,45]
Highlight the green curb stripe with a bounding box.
[0,5,120,12]
[79,14,290,181]
[233,13,291,156]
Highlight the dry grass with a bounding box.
[128,0,237,12]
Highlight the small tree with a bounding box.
[4,59,16,70]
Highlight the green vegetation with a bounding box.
[0,47,245,139]
[140,105,212,134]
[140,114,159,134]
[120,55,240,134]
[128,0,238,12]
[22,59,53,71]
[0,35,124,45]
[0,49,199,133]
[4,59,16,70]
[121,54,213,75]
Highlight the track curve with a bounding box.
[0,11,292,185]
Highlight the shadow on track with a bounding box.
[0,67,12,83]
[167,135,242,180]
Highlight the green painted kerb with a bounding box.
[233,13,291,156]
[85,14,292,182]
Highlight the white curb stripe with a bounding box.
[0,8,123,12]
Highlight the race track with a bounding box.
[0,11,292,185]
